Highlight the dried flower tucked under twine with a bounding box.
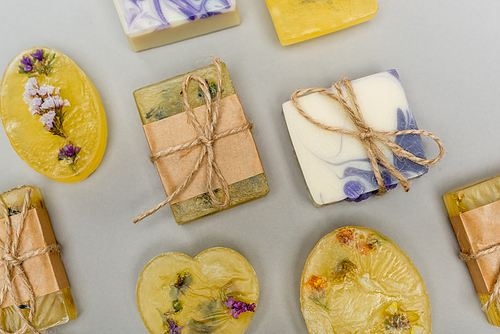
[22,76,81,167]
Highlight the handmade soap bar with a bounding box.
[265,0,378,46]
[443,175,500,326]
[134,60,269,224]
[301,226,431,334]
[0,47,107,183]
[283,70,428,206]
[0,185,77,332]
[137,248,258,333]
[113,0,241,51]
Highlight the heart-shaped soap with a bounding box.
[301,226,431,334]
[137,248,259,334]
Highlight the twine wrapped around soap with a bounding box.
[291,78,445,196]
[0,188,61,334]
[460,244,500,312]
[133,58,253,224]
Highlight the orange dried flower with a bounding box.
[336,228,355,246]
[305,275,328,293]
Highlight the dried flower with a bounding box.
[166,318,184,334]
[20,56,33,72]
[336,228,355,246]
[333,260,357,281]
[58,143,81,162]
[224,297,256,319]
[356,236,380,255]
[18,49,55,77]
[39,110,56,130]
[30,49,45,62]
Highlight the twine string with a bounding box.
[460,244,500,312]
[0,188,61,334]
[133,58,253,224]
[291,78,445,195]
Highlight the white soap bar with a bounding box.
[113,0,240,51]
[283,70,428,206]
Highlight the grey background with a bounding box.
[0,0,498,333]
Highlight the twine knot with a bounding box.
[291,77,444,196]
[360,129,375,141]
[2,253,21,267]
[134,58,253,224]
[460,243,500,312]
[0,188,62,334]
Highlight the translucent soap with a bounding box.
[113,0,241,51]
[283,71,428,206]
[443,175,500,326]
[137,248,259,333]
[301,226,431,334]
[265,0,378,45]
[134,61,269,224]
[0,186,77,332]
[0,47,107,183]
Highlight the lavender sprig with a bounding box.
[23,77,81,167]
[18,49,55,77]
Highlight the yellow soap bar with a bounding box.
[0,185,77,332]
[301,226,431,333]
[443,175,500,326]
[265,0,378,45]
[0,47,107,183]
[137,248,258,333]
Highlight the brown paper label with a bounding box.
[143,94,265,204]
[450,200,500,294]
[0,208,70,308]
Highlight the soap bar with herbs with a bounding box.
[113,0,241,51]
[0,185,77,332]
[134,61,269,224]
[301,226,431,334]
[283,70,428,206]
[0,47,107,183]
[137,248,258,333]
[265,0,378,46]
[443,175,500,326]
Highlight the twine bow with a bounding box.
[134,58,252,223]
[0,188,61,334]
[460,244,500,312]
[291,78,445,196]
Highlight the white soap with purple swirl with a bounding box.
[283,70,428,206]
[113,0,240,51]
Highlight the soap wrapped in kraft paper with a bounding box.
[444,175,500,326]
[283,70,444,207]
[0,185,77,333]
[133,58,269,225]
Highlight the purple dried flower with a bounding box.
[166,318,183,334]
[20,56,33,72]
[224,297,256,319]
[58,143,81,161]
[30,49,45,62]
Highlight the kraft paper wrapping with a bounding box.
[450,199,500,295]
[0,208,70,308]
[143,94,265,205]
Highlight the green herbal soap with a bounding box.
[134,62,269,224]
[444,175,500,326]
[0,185,77,332]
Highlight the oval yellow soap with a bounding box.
[0,47,107,183]
[137,248,259,334]
[301,226,431,334]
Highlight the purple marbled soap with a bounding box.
[113,0,240,51]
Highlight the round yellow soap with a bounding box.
[0,47,107,183]
[301,226,431,334]
[137,248,259,334]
